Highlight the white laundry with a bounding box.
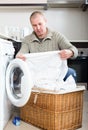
[24,51,76,91]
[54,75,76,91]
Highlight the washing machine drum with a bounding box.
[6,58,34,107]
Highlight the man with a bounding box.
[16,11,78,81]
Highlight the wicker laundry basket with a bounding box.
[20,88,84,130]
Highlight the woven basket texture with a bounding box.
[20,90,84,130]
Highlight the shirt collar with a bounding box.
[30,28,52,42]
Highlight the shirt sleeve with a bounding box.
[56,32,78,59]
[16,38,29,55]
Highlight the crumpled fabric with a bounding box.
[24,51,68,90]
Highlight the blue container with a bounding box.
[12,116,21,126]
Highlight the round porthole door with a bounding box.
[6,58,34,107]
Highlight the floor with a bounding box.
[4,90,88,130]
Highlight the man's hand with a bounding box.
[16,54,26,61]
[59,49,74,60]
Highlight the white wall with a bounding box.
[0,7,88,40]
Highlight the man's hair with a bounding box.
[30,11,45,21]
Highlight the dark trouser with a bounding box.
[63,68,77,82]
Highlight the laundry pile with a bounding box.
[25,51,76,91]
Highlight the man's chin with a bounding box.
[37,34,44,38]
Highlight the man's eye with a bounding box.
[39,23,42,26]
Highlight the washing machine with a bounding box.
[0,38,33,130]
[0,38,14,130]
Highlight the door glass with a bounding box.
[10,67,23,99]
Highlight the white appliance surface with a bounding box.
[6,58,34,107]
[0,38,15,130]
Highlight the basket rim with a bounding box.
[32,85,85,94]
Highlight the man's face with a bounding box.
[30,14,47,38]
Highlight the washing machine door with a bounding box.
[6,58,34,107]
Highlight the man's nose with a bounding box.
[37,25,40,30]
